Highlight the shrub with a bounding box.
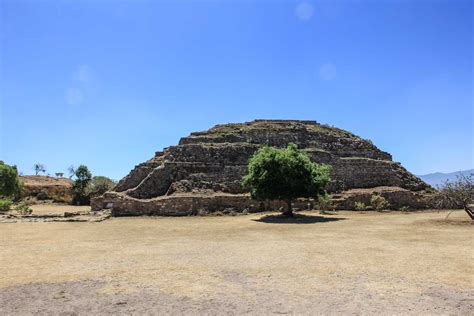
[370,194,389,211]
[317,194,334,211]
[399,206,410,212]
[87,176,116,198]
[354,201,368,211]
[15,202,32,215]
[243,143,331,216]
[0,161,22,199]
[36,189,51,200]
[0,199,13,212]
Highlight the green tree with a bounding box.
[243,144,331,217]
[0,161,22,199]
[72,165,92,205]
[87,176,116,198]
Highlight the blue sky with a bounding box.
[1,0,472,180]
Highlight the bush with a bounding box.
[317,194,334,211]
[15,202,32,215]
[0,161,22,199]
[399,206,410,212]
[36,189,51,200]
[0,199,13,212]
[87,176,116,198]
[354,201,368,211]
[370,194,389,211]
[51,188,67,203]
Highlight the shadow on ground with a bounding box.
[253,213,346,224]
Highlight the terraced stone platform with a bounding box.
[92,120,432,215]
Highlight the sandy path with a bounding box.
[0,210,472,314]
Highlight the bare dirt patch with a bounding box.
[28,204,91,216]
[0,204,108,223]
[0,210,472,314]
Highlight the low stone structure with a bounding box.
[92,120,432,215]
[0,210,111,223]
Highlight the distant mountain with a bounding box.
[417,169,474,187]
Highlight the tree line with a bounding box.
[0,161,116,210]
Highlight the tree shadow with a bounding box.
[253,213,346,224]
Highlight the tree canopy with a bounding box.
[437,173,473,220]
[88,176,116,198]
[0,161,22,199]
[33,163,46,176]
[72,165,92,205]
[243,144,331,216]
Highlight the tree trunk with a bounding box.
[282,200,293,217]
[463,203,474,220]
[448,203,474,220]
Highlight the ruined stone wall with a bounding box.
[92,120,431,214]
[331,187,434,210]
[92,188,431,216]
[92,192,317,216]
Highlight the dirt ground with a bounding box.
[0,208,472,315]
[28,204,91,215]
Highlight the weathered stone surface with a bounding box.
[92,192,314,216]
[331,187,434,210]
[92,120,431,215]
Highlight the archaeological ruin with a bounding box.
[91,120,433,215]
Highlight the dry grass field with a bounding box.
[0,208,472,314]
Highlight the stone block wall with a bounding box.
[92,120,431,215]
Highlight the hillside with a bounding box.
[418,169,474,187]
[20,176,73,203]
